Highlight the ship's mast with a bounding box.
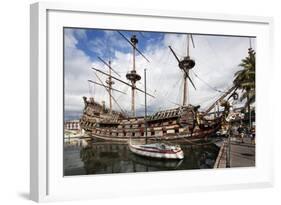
[183,72,188,106]
[92,31,152,116]
[126,35,141,117]
[105,60,114,113]
[93,67,154,98]
[182,35,190,106]
[90,57,126,114]
[169,34,196,107]
[117,31,150,117]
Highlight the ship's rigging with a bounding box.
[118,31,150,117]
[168,34,196,106]
[87,32,253,117]
[88,56,125,114]
[90,31,155,117]
[79,31,256,143]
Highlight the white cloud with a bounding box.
[64,29,93,114]
[64,29,255,118]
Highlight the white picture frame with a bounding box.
[30,2,274,202]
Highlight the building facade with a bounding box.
[64,120,80,130]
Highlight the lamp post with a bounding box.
[226,126,231,168]
[144,69,148,144]
[224,92,238,168]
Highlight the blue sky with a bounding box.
[64,27,255,120]
[67,28,164,61]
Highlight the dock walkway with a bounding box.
[214,137,255,168]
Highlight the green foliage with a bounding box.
[233,48,256,107]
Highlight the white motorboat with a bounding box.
[128,139,184,159]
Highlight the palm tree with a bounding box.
[233,48,256,125]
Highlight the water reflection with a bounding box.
[64,140,219,176]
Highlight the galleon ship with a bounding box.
[79,32,234,142]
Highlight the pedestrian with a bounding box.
[241,132,244,143]
[237,125,244,143]
[251,127,255,144]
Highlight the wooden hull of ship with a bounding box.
[84,126,220,142]
[80,97,221,142]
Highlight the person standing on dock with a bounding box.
[237,125,244,143]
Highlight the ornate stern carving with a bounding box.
[83,96,88,107]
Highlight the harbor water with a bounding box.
[64,138,220,176]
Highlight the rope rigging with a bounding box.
[88,80,93,97]
[94,72,127,116]
[137,57,184,108]
[176,76,183,104]
[190,70,227,94]
[88,33,244,117]
[116,85,129,102]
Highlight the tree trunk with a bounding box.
[247,93,251,129]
